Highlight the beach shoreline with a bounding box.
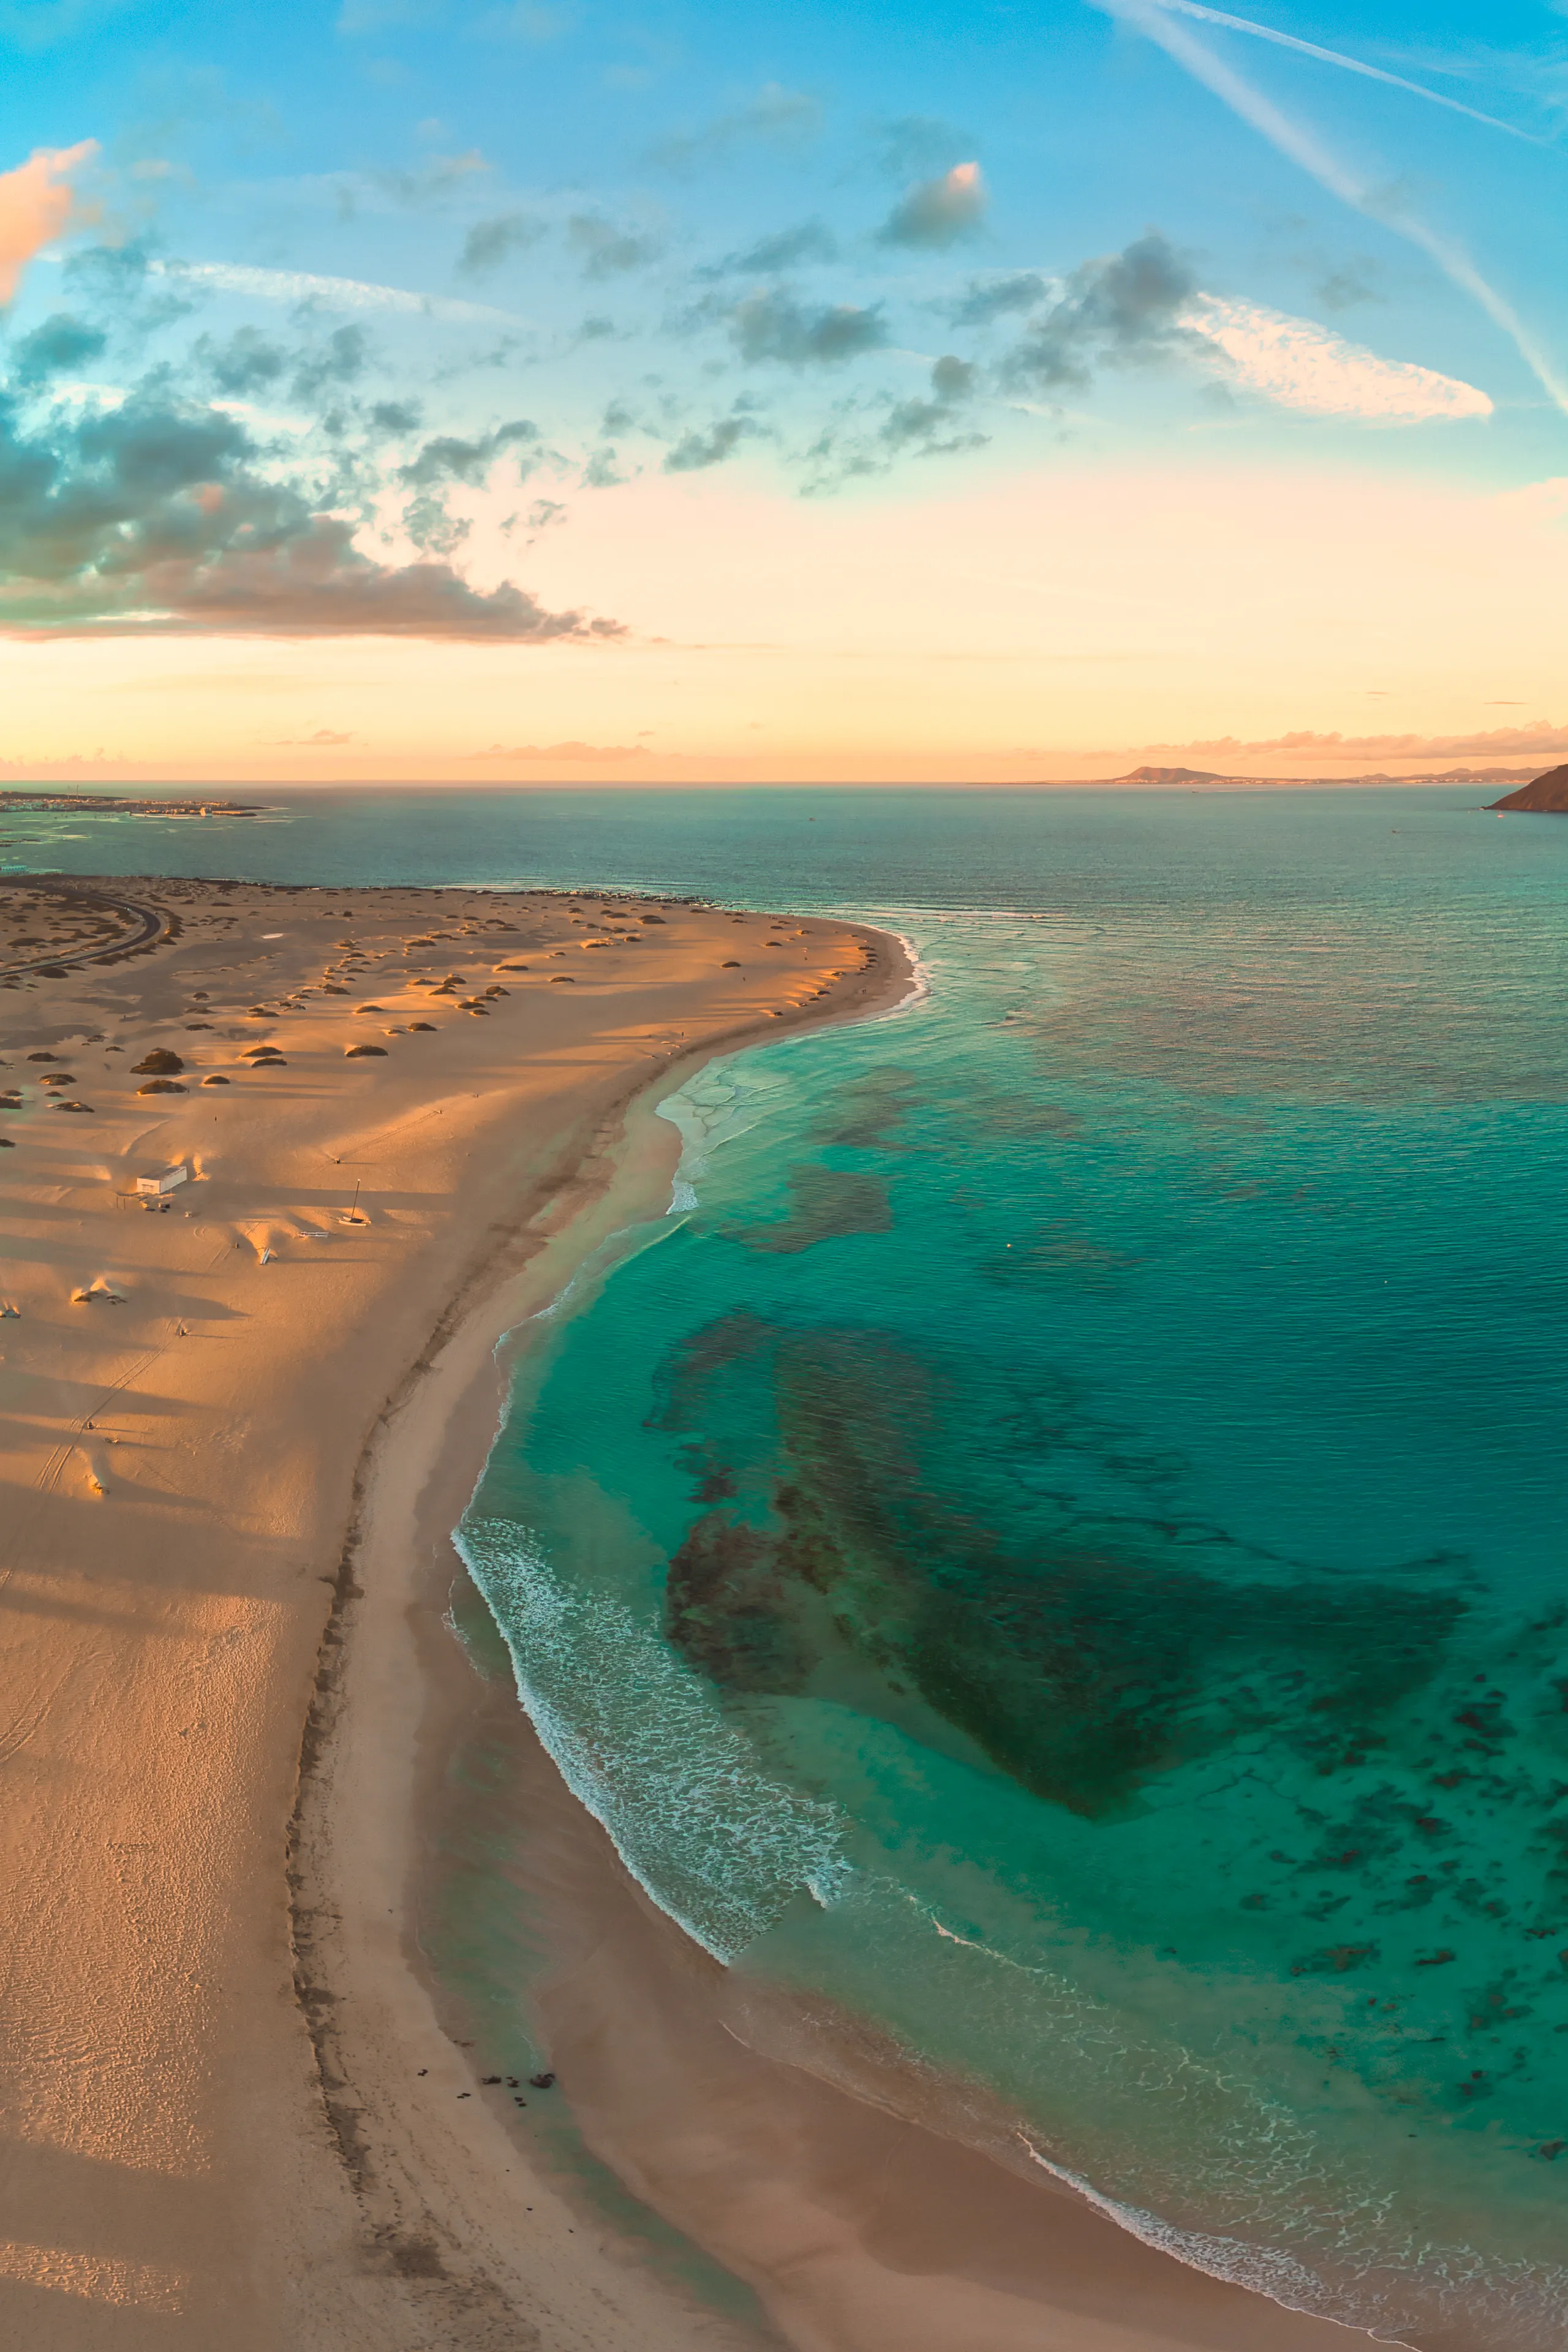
[287,959,919,2351]
[0,875,898,2347]
[304,943,1391,2352]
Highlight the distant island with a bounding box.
[1102,763,1555,790]
[0,791,259,816]
[1487,764,1568,813]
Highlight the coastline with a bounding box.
[0,877,893,2346]
[309,942,1379,2352]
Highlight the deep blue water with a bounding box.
[18,783,1568,2342]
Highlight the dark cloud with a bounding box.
[458,210,544,275]
[998,232,1199,393]
[399,418,537,486]
[0,380,612,641]
[649,83,821,175]
[728,290,886,366]
[791,353,987,494]
[940,271,1049,329]
[876,355,986,460]
[368,396,422,432]
[696,221,839,279]
[6,313,107,389]
[878,399,986,457]
[292,325,372,401]
[581,445,630,487]
[566,215,662,279]
[199,325,288,398]
[877,164,987,251]
[62,237,195,334]
[663,414,759,473]
[930,353,974,402]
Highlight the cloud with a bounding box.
[0,379,616,640]
[941,271,1050,328]
[6,309,107,386]
[265,726,355,745]
[728,289,887,366]
[0,141,97,304]
[649,83,821,175]
[458,211,543,274]
[369,396,422,432]
[698,221,839,279]
[1135,0,1537,142]
[151,258,521,326]
[565,215,662,278]
[1139,722,1568,760]
[998,232,1199,391]
[377,149,490,205]
[877,162,987,250]
[291,323,373,400]
[198,324,288,397]
[663,414,760,472]
[1096,0,1568,417]
[464,740,647,760]
[1187,296,1491,421]
[399,418,538,485]
[799,355,988,491]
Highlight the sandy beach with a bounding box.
[1,870,1370,2352]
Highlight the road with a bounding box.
[0,876,172,981]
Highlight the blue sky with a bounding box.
[2,0,1567,778]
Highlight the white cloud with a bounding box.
[150,258,523,327]
[1186,295,1493,422]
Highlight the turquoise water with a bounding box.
[18,784,1568,2340]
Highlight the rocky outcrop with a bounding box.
[1488,764,1568,812]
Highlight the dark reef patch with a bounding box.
[722,1166,894,1255]
[654,1314,1469,1821]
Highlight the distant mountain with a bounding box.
[1488,764,1568,812]
[1112,765,1231,785]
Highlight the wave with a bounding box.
[456,1515,852,1961]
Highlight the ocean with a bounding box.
[14,783,1568,2342]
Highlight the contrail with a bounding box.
[149,258,525,328]
[1144,0,1537,144]
[1098,0,1568,417]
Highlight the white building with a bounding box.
[135,1164,189,1197]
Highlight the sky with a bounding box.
[2,0,1567,783]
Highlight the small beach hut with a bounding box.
[135,1164,189,1197]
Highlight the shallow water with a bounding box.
[19,783,1568,2340]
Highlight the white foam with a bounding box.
[457,1517,852,1962]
